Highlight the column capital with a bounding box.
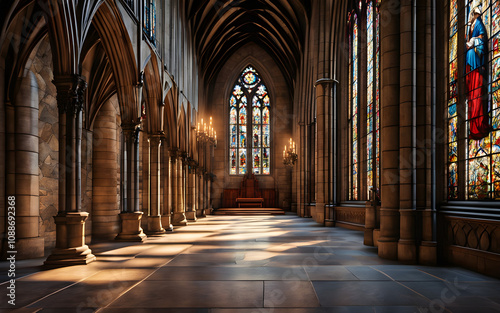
[148,134,162,146]
[122,123,141,144]
[168,148,180,159]
[53,74,87,115]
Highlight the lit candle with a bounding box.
[210,116,213,127]
[197,122,200,132]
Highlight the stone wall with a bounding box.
[32,38,58,251]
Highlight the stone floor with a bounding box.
[1,214,500,313]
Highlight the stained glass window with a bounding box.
[347,0,380,201]
[447,0,500,200]
[348,8,359,200]
[366,0,380,200]
[448,0,459,199]
[229,66,271,175]
[144,0,157,45]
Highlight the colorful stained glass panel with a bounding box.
[253,107,261,124]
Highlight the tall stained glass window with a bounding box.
[366,0,380,200]
[229,66,271,175]
[347,0,380,201]
[447,0,500,200]
[348,10,359,200]
[144,0,157,45]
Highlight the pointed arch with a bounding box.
[143,53,162,134]
[163,87,177,148]
[93,1,140,124]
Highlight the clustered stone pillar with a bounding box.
[172,151,187,225]
[378,0,401,260]
[160,142,173,231]
[197,170,205,217]
[398,0,417,263]
[147,136,165,234]
[45,75,95,266]
[115,124,146,241]
[186,164,197,221]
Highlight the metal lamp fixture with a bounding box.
[282,138,298,168]
[196,116,217,147]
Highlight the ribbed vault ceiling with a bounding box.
[184,0,310,87]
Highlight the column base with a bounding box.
[147,216,166,235]
[378,238,398,260]
[161,215,174,231]
[419,241,438,265]
[314,203,325,224]
[44,245,96,267]
[398,239,417,263]
[373,229,380,247]
[45,212,95,266]
[186,211,197,221]
[364,228,374,246]
[115,212,147,241]
[172,212,188,226]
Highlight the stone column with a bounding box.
[172,152,187,225]
[160,143,173,231]
[147,136,165,234]
[186,164,197,221]
[45,75,96,266]
[378,0,401,260]
[315,78,337,224]
[197,170,205,217]
[115,123,146,241]
[12,73,44,259]
[297,122,306,217]
[92,100,119,239]
[398,0,417,263]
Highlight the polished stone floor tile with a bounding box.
[83,269,155,282]
[264,281,319,307]
[305,266,359,281]
[29,281,137,308]
[376,269,441,281]
[0,281,74,308]
[345,266,392,280]
[313,281,429,306]
[108,281,264,308]
[147,266,308,281]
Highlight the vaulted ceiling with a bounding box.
[184,0,311,87]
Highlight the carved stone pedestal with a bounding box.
[147,216,166,235]
[186,211,197,222]
[161,215,174,231]
[172,212,188,226]
[115,212,147,241]
[44,212,95,267]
